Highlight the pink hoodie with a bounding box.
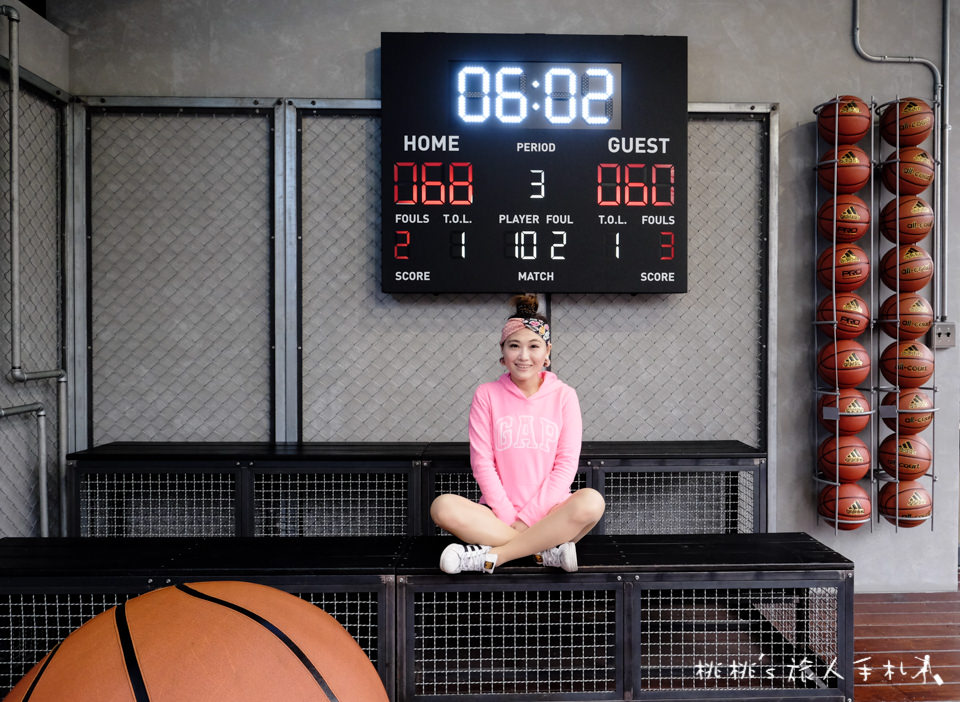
[468,371,583,526]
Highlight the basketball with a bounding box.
[818,145,872,193]
[818,194,870,242]
[878,480,932,527]
[881,146,936,195]
[817,339,871,388]
[818,483,871,530]
[818,435,871,482]
[818,389,871,435]
[880,97,934,146]
[4,581,389,702]
[880,196,934,244]
[879,244,933,292]
[816,293,869,339]
[817,244,870,291]
[878,293,933,340]
[817,95,872,144]
[881,389,934,434]
[880,341,935,388]
[878,434,932,480]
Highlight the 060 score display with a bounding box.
[380,32,688,293]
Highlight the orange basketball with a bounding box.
[818,435,871,482]
[880,340,934,387]
[817,194,871,242]
[880,196,934,244]
[817,244,870,291]
[878,293,933,340]
[818,95,872,144]
[879,244,933,292]
[816,292,869,339]
[880,389,934,434]
[878,434,932,480]
[4,581,389,702]
[878,480,932,527]
[818,483,871,530]
[818,145,872,193]
[818,389,871,435]
[880,97,934,146]
[817,340,871,388]
[881,147,936,195]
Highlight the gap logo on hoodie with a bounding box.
[496,415,560,452]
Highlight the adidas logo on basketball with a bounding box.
[907,492,928,508]
[899,440,917,456]
[846,500,866,516]
[838,150,862,165]
[839,249,862,264]
[841,353,864,368]
[844,449,865,463]
[844,399,866,413]
[839,206,860,221]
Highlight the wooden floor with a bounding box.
[854,572,960,701]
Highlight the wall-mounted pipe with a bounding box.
[1,5,68,536]
[852,0,950,320]
[0,402,48,536]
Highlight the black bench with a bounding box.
[66,441,766,537]
[0,533,852,701]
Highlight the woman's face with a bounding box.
[501,328,551,383]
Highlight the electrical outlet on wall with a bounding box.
[932,322,956,349]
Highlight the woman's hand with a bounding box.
[511,519,529,533]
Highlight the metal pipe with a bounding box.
[58,377,67,535]
[1,6,66,538]
[939,0,950,320]
[0,402,48,537]
[852,0,948,319]
[1,6,19,372]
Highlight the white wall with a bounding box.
[37,0,960,592]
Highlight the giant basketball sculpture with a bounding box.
[4,581,388,702]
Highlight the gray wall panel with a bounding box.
[89,112,272,443]
[557,116,767,444]
[300,114,506,442]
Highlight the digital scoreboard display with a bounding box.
[380,32,687,293]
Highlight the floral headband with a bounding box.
[500,317,551,345]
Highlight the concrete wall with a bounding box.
[0,0,69,88]
[27,0,960,592]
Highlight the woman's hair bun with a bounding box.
[510,293,539,318]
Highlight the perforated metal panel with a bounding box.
[255,470,410,536]
[0,81,64,536]
[602,470,756,534]
[78,470,238,537]
[300,112,770,446]
[639,586,840,691]
[88,110,272,444]
[412,587,618,697]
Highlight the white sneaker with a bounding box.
[440,543,497,574]
[534,542,578,572]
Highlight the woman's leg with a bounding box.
[489,488,605,566]
[430,493,518,546]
